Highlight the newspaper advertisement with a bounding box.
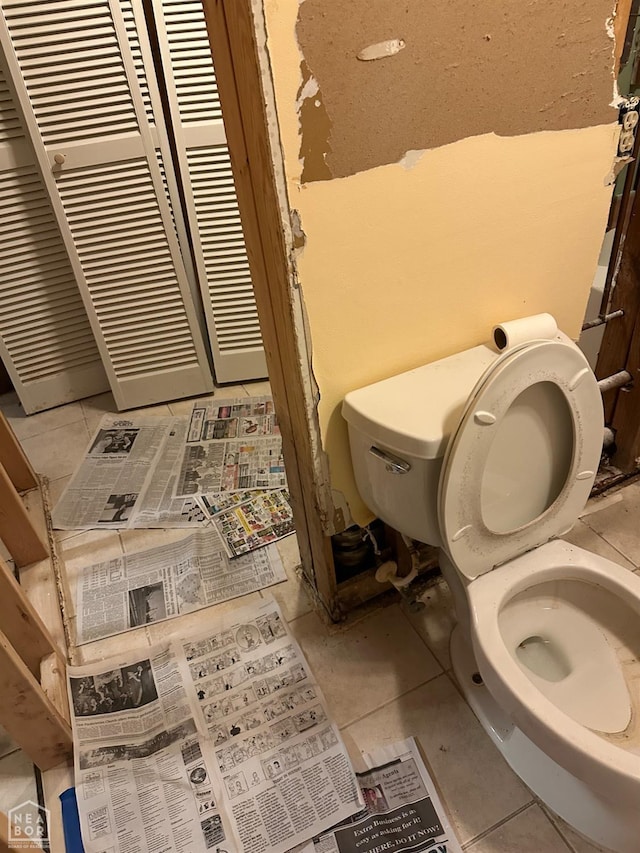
[176,436,287,496]
[175,397,287,497]
[69,644,232,853]
[52,415,210,530]
[297,738,462,853]
[75,528,287,645]
[69,600,363,853]
[208,489,295,557]
[187,397,280,442]
[292,738,462,853]
[177,599,364,853]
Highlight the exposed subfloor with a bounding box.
[2,384,640,852]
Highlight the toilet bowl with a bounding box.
[342,318,640,851]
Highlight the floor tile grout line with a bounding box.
[585,524,640,569]
[338,670,449,732]
[459,800,537,849]
[546,817,582,853]
[538,803,591,853]
[9,409,87,444]
[0,746,23,762]
[399,597,449,672]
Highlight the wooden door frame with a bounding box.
[201,0,341,618]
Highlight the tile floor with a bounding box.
[2,386,640,852]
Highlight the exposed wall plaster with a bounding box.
[250,0,340,535]
[357,38,406,62]
[296,0,616,181]
[263,0,622,530]
[297,60,332,182]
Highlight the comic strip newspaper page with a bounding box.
[69,600,363,853]
[297,738,463,853]
[52,415,211,530]
[177,599,364,853]
[174,398,287,497]
[208,489,295,557]
[75,528,286,644]
[68,644,232,853]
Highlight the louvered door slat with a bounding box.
[0,150,107,408]
[153,0,266,382]
[187,143,264,361]
[3,3,137,146]
[55,158,202,385]
[162,0,220,123]
[120,0,153,124]
[1,0,213,408]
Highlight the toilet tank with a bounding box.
[342,344,498,544]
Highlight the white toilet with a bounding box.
[342,316,640,852]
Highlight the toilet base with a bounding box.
[450,624,638,853]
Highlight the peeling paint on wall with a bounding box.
[262,0,621,531]
[297,60,332,182]
[357,38,406,62]
[290,208,307,249]
[295,0,616,181]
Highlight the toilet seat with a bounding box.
[438,340,604,579]
[467,539,640,802]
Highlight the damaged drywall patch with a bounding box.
[290,208,307,249]
[297,60,332,182]
[400,149,426,170]
[295,0,616,181]
[357,38,406,61]
[604,95,637,183]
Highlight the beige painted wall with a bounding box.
[263,0,620,526]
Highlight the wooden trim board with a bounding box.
[0,626,71,771]
[0,413,37,492]
[20,481,73,852]
[0,556,57,677]
[0,462,48,568]
[201,0,340,617]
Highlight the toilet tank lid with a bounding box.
[342,344,498,460]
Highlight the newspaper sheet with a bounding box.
[75,528,287,645]
[175,398,287,497]
[298,738,463,853]
[69,644,231,853]
[130,418,209,528]
[176,599,364,853]
[208,489,295,557]
[187,397,280,442]
[52,415,210,530]
[69,599,363,853]
[52,416,176,529]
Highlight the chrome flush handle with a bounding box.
[369,445,411,474]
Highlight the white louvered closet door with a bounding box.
[152,0,268,383]
[0,0,214,410]
[0,52,108,413]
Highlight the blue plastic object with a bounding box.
[59,788,85,853]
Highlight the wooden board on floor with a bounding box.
[0,626,71,771]
[17,481,73,848]
[0,412,37,492]
[0,462,48,567]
